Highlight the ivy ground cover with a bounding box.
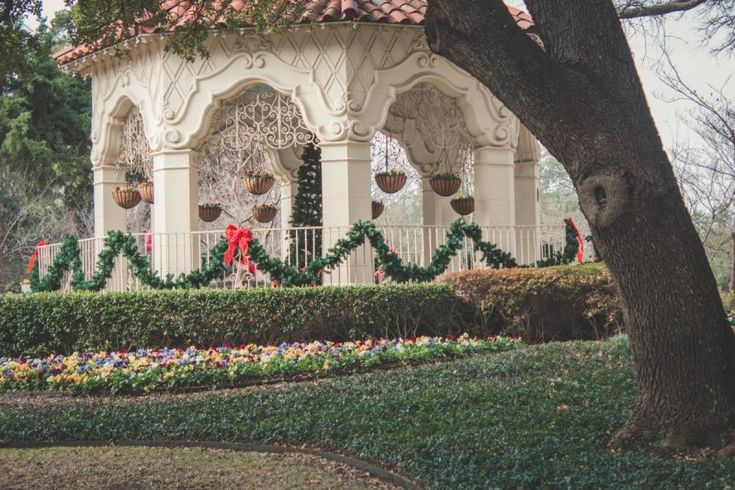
[0,335,519,395]
[2,337,733,488]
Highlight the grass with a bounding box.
[1,336,733,489]
[0,446,389,489]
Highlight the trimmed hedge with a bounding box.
[0,285,470,356]
[441,263,624,342]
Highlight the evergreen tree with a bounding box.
[288,143,322,266]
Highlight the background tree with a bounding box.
[0,15,92,291]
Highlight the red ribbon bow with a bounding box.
[26,240,48,274]
[567,217,584,264]
[224,225,256,273]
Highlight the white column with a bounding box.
[515,159,540,264]
[320,141,372,285]
[93,165,127,237]
[151,149,199,276]
[473,146,516,256]
[93,164,128,291]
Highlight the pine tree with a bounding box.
[289,143,322,266]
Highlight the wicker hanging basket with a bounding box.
[112,188,141,209]
[243,175,276,195]
[375,172,407,194]
[372,201,385,220]
[450,197,475,216]
[430,175,462,197]
[138,182,154,204]
[198,204,222,223]
[253,204,278,223]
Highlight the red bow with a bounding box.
[224,225,256,273]
[26,240,48,274]
[567,217,584,263]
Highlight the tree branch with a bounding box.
[617,0,708,19]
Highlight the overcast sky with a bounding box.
[31,0,733,151]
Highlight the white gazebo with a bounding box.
[46,1,556,289]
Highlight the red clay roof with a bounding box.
[54,1,534,65]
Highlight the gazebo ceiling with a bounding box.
[53,1,534,66]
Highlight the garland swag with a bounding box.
[535,218,580,267]
[31,219,516,291]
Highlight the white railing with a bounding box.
[36,224,567,292]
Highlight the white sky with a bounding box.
[31,0,734,151]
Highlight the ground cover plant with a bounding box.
[1,337,732,488]
[0,335,519,395]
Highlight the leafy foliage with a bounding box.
[442,263,624,342]
[0,17,92,291]
[0,285,468,356]
[536,218,580,267]
[2,337,733,488]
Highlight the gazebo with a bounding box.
[47,1,550,288]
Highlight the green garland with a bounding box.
[31,219,516,291]
[535,218,580,267]
[31,232,229,292]
[248,219,517,287]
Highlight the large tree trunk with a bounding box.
[426,0,734,448]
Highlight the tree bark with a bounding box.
[426,0,734,448]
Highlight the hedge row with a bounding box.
[0,265,625,356]
[442,263,624,343]
[0,285,470,356]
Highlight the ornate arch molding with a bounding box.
[165,52,342,151]
[92,91,157,167]
[353,51,519,148]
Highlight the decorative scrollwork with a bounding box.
[217,84,316,156]
[385,83,473,156]
[115,107,152,178]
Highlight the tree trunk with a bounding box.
[426,0,735,448]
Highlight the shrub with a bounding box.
[441,263,624,342]
[0,285,470,356]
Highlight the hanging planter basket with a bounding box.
[430,174,462,197]
[253,204,278,223]
[138,181,154,204]
[198,204,222,223]
[375,171,407,194]
[243,173,276,195]
[112,187,141,209]
[372,200,385,220]
[451,197,475,216]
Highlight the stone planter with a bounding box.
[112,188,141,209]
[243,175,275,195]
[450,197,475,216]
[138,182,154,204]
[253,204,278,223]
[375,173,407,194]
[430,175,462,197]
[198,205,222,223]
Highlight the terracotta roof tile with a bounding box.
[54,1,535,65]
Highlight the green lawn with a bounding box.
[1,336,733,489]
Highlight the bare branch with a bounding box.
[618,0,708,19]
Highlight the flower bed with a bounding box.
[0,335,520,395]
